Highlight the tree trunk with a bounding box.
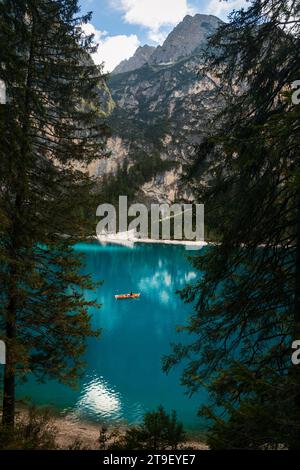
[2,297,17,427]
[2,232,20,428]
[1,11,36,428]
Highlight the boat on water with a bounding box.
[115,293,141,300]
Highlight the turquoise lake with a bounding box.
[17,242,208,431]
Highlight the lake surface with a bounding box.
[18,242,208,430]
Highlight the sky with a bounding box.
[79,0,249,73]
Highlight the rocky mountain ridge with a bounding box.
[90,13,223,204]
[113,45,156,75]
[112,14,221,74]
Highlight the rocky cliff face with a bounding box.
[113,45,156,75]
[150,14,221,65]
[91,14,223,204]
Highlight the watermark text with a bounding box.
[96,196,204,250]
[292,340,300,365]
[292,81,300,105]
[0,79,6,104]
[0,340,6,365]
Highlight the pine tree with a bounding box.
[164,0,300,448]
[0,0,107,427]
[108,406,186,450]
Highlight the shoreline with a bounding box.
[92,235,208,249]
[54,415,209,450]
[17,408,209,450]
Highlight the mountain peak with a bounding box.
[112,13,222,75]
[112,44,156,75]
[150,13,222,65]
[182,14,193,21]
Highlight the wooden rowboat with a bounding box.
[115,293,141,300]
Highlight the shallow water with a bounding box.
[17,242,208,430]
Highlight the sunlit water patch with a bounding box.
[17,243,208,430]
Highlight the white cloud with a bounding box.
[82,22,108,42]
[81,1,251,71]
[148,29,169,44]
[81,22,140,73]
[110,0,195,44]
[205,0,249,20]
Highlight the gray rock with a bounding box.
[113,45,156,75]
[93,14,224,204]
[150,14,222,65]
[112,14,223,75]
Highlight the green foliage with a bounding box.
[98,425,120,450]
[109,57,195,149]
[201,364,299,450]
[164,0,300,449]
[0,0,107,426]
[98,151,177,205]
[204,398,286,450]
[108,406,186,450]
[0,407,57,450]
[98,425,110,450]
